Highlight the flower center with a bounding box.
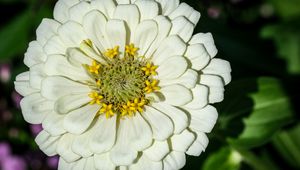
[81,40,160,118]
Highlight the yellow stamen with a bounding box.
[105,46,119,58]
[130,98,146,113]
[96,79,101,86]
[121,101,134,117]
[88,91,103,105]
[141,63,158,76]
[144,80,160,93]
[88,60,101,74]
[100,104,115,118]
[126,43,139,56]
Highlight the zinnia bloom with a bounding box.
[14,0,231,169]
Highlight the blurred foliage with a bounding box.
[0,0,299,170]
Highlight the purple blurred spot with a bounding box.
[0,142,11,163]
[30,124,43,136]
[47,156,59,169]
[11,91,22,109]
[1,110,13,122]
[0,64,11,83]
[207,7,221,19]
[1,156,26,170]
[8,128,19,138]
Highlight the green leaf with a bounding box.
[0,10,31,61]
[202,147,242,170]
[261,22,300,75]
[272,124,300,168]
[224,77,293,148]
[267,0,300,20]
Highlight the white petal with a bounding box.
[66,48,93,67]
[15,72,38,96]
[156,0,179,15]
[202,58,232,85]
[160,84,192,106]
[129,113,153,151]
[55,93,90,114]
[186,131,209,156]
[170,16,194,42]
[64,104,100,134]
[163,151,186,170]
[41,76,90,100]
[152,102,188,134]
[113,4,140,40]
[42,112,66,136]
[20,93,53,124]
[94,153,116,170]
[16,71,30,81]
[199,74,225,103]
[36,19,60,45]
[169,3,201,25]
[24,41,46,67]
[110,120,138,166]
[184,85,209,110]
[116,0,130,4]
[134,0,159,21]
[171,130,195,152]
[53,0,79,23]
[185,43,210,70]
[130,155,163,170]
[69,1,91,23]
[43,35,66,55]
[156,56,187,80]
[106,19,127,52]
[90,0,116,19]
[72,158,87,170]
[133,20,158,56]
[110,113,152,165]
[145,16,172,58]
[85,157,97,170]
[72,129,93,158]
[35,130,60,156]
[58,157,75,170]
[189,33,218,58]
[29,63,46,89]
[44,54,90,81]
[83,10,110,53]
[143,106,173,140]
[188,105,218,133]
[89,115,117,154]
[58,21,87,47]
[144,140,169,162]
[160,69,198,89]
[56,133,81,163]
[152,35,186,65]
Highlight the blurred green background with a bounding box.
[0,0,299,170]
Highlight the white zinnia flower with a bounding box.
[14,0,231,169]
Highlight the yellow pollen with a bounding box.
[88,60,101,74]
[100,104,115,118]
[144,80,160,93]
[126,43,139,56]
[142,63,158,76]
[105,46,119,58]
[88,91,103,105]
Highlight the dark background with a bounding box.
[0,0,299,169]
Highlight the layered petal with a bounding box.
[63,104,100,134]
[20,93,53,124]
